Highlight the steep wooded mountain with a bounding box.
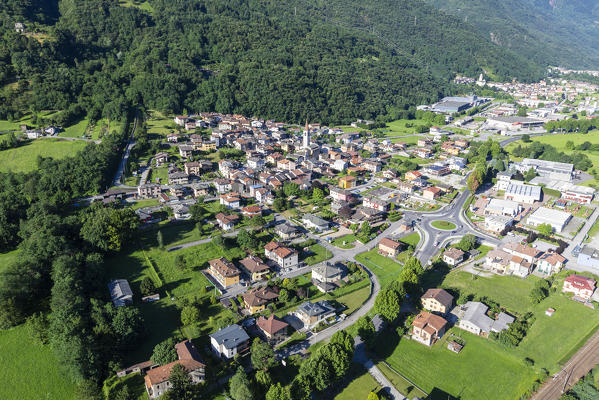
[424,0,599,69]
[0,0,543,125]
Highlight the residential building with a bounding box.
[294,301,336,328]
[264,241,299,269]
[242,286,279,313]
[502,242,542,264]
[577,245,599,270]
[339,175,357,189]
[208,258,241,288]
[453,301,514,336]
[536,252,566,276]
[422,165,450,177]
[411,311,447,346]
[145,340,206,399]
[274,222,299,240]
[241,205,262,218]
[184,161,202,176]
[378,238,402,257]
[443,248,465,266]
[330,187,353,202]
[215,213,239,231]
[405,171,422,181]
[108,279,133,307]
[178,145,194,158]
[485,249,512,274]
[256,315,289,344]
[527,207,571,233]
[485,215,513,233]
[138,183,161,199]
[421,288,454,315]
[239,255,270,282]
[504,182,542,204]
[422,187,442,201]
[168,171,189,185]
[210,324,250,359]
[220,193,241,209]
[302,213,329,232]
[312,263,343,284]
[562,274,596,300]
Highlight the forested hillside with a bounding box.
[0,0,543,126]
[424,0,599,69]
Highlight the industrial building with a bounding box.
[486,116,544,131]
[513,159,574,182]
[504,182,542,204]
[526,207,572,233]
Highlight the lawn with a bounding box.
[379,327,536,400]
[400,232,421,247]
[335,285,371,315]
[58,117,90,138]
[89,118,124,140]
[431,220,456,230]
[377,362,428,400]
[118,0,154,13]
[303,244,333,265]
[148,166,169,184]
[390,270,599,399]
[130,198,160,210]
[331,234,358,249]
[0,249,20,272]
[355,249,404,288]
[0,111,60,132]
[586,218,599,242]
[145,111,178,137]
[381,119,431,136]
[390,135,425,145]
[0,138,87,173]
[0,325,77,400]
[334,364,381,400]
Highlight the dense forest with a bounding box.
[424,0,599,69]
[0,0,544,126]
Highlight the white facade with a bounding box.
[527,207,572,233]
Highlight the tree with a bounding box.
[189,203,205,222]
[251,338,277,371]
[111,306,144,346]
[457,234,477,252]
[521,134,532,143]
[255,369,272,389]
[249,215,266,229]
[212,234,225,248]
[163,363,199,400]
[355,316,376,344]
[157,230,164,249]
[273,198,287,212]
[375,286,402,322]
[467,171,482,193]
[151,338,177,365]
[181,305,200,326]
[312,188,325,203]
[284,182,300,197]
[525,167,537,182]
[175,254,187,270]
[537,223,553,236]
[140,277,156,297]
[318,342,351,378]
[367,392,380,400]
[266,383,291,400]
[517,106,528,117]
[229,367,253,400]
[80,205,140,252]
[330,330,354,355]
[237,228,258,250]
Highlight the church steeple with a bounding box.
[303,116,310,149]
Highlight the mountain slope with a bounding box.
[424,0,599,69]
[0,0,544,125]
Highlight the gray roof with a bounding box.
[505,182,541,199]
[108,279,133,307]
[275,222,298,234]
[461,301,494,333]
[312,263,343,279]
[489,116,543,124]
[210,324,250,349]
[492,312,515,332]
[297,301,335,317]
[303,213,329,227]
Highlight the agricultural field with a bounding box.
[381,270,599,400]
[380,119,433,136]
[0,138,87,173]
[0,325,77,400]
[59,117,90,138]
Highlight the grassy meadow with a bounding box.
[0,138,87,173]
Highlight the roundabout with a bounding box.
[430,220,457,231]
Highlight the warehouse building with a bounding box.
[486,116,544,131]
[504,182,542,204]
[527,207,571,233]
[513,159,574,182]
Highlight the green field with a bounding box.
[130,198,160,210]
[0,138,87,173]
[377,362,428,399]
[389,135,425,145]
[59,118,90,138]
[0,249,20,272]
[118,0,154,13]
[331,234,358,249]
[400,232,421,247]
[382,270,599,399]
[355,249,404,288]
[145,111,178,137]
[335,285,371,315]
[0,325,77,400]
[303,244,334,265]
[381,119,432,136]
[431,220,456,230]
[334,364,381,400]
[0,111,60,132]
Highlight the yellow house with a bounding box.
[421,288,454,314]
[208,258,240,288]
[199,142,217,151]
[339,175,356,189]
[242,287,279,314]
[239,255,270,282]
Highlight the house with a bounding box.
[256,315,289,344]
[562,274,596,300]
[422,165,450,177]
[453,301,514,336]
[215,213,239,231]
[168,171,189,185]
[294,301,336,328]
[138,183,161,199]
[184,162,203,176]
[241,205,262,218]
[242,286,279,313]
[502,242,542,264]
[172,204,191,220]
[413,148,433,159]
[421,288,454,315]
[485,215,514,233]
[405,171,422,181]
[145,340,206,399]
[178,145,194,158]
[509,256,532,278]
[312,263,343,284]
[330,187,353,202]
[302,213,329,232]
[485,249,512,274]
[264,241,299,269]
[108,279,133,307]
[411,311,447,346]
[174,116,188,126]
[422,187,442,201]
[443,248,465,266]
[167,133,179,143]
[210,324,250,359]
[339,175,357,189]
[378,238,402,257]
[208,258,241,288]
[275,222,299,240]
[577,245,599,270]
[397,181,415,193]
[239,255,270,282]
[536,252,566,276]
[154,152,169,166]
[220,193,241,209]
[527,207,571,233]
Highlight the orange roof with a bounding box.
[208,258,240,278]
[257,315,289,335]
[379,237,401,250]
[145,359,204,387]
[412,311,447,332]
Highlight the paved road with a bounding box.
[112,112,140,188]
[531,329,599,400]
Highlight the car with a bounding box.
[434,241,439,246]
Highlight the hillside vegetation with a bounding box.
[0,0,544,126]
